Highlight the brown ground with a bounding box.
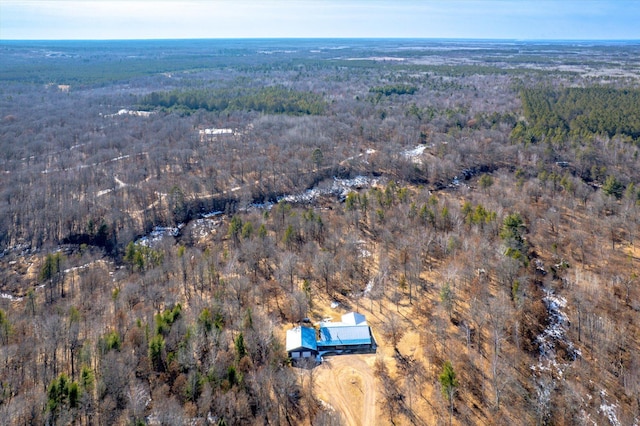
[314,354,379,426]
[305,282,440,426]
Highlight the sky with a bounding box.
[1,0,639,40]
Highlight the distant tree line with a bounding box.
[139,86,326,115]
[370,84,418,96]
[514,87,640,143]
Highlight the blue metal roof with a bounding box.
[317,325,372,347]
[286,326,317,352]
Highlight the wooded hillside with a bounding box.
[1,39,639,425]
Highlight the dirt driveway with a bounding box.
[314,354,378,426]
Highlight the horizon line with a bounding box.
[2,36,639,43]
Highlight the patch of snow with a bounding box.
[239,202,275,213]
[530,286,579,415]
[360,149,377,164]
[113,175,128,188]
[251,202,274,211]
[114,109,154,118]
[136,226,181,247]
[278,176,381,204]
[534,289,578,364]
[189,218,221,239]
[96,175,129,197]
[356,240,372,257]
[1,242,33,258]
[363,279,374,296]
[0,292,23,302]
[279,188,324,204]
[1,279,50,302]
[359,249,372,258]
[96,188,113,197]
[109,154,130,162]
[333,176,380,199]
[598,390,622,426]
[64,264,89,274]
[535,259,547,275]
[63,259,112,274]
[202,211,223,218]
[317,399,336,412]
[199,128,233,135]
[402,145,426,158]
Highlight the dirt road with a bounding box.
[314,354,378,426]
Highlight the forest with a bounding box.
[516,87,640,142]
[139,86,326,116]
[1,39,640,425]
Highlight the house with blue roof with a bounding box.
[317,324,375,352]
[286,312,376,362]
[286,326,318,361]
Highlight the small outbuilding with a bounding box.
[286,326,318,361]
[341,311,367,326]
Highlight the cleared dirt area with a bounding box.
[297,260,446,426]
[314,354,379,426]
